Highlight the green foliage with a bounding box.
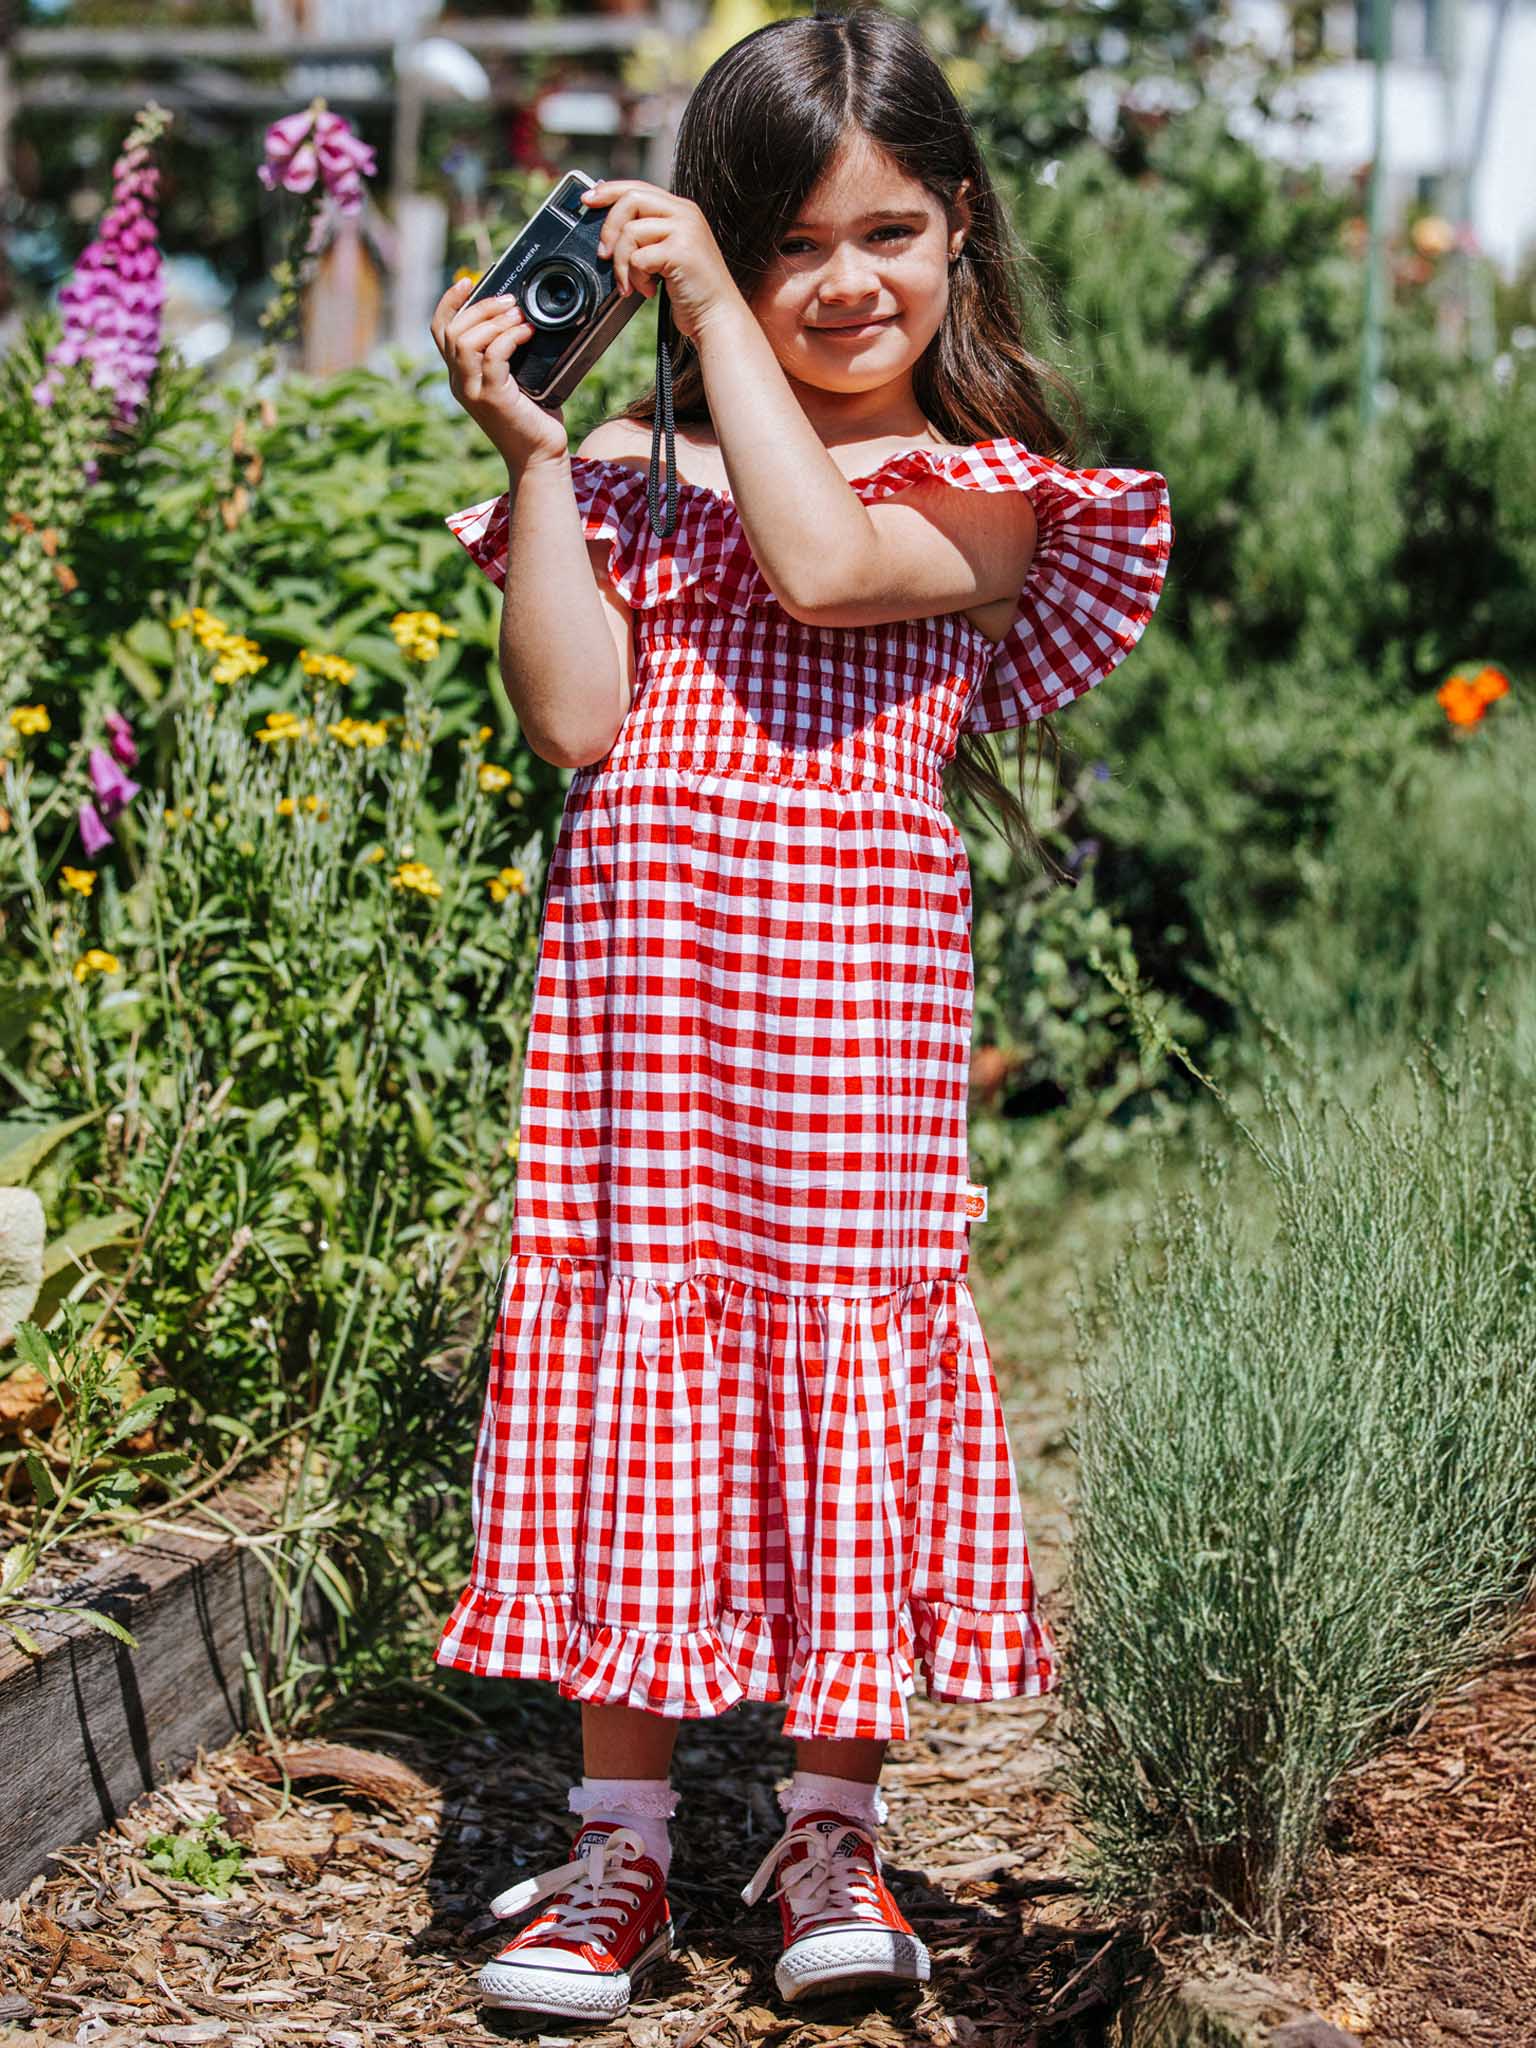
[141,1813,249,1897]
[1062,1011,1536,1940]
[0,1305,188,1657]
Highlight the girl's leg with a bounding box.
[572,1703,683,1878]
[582,1700,682,1778]
[792,1736,887,1785]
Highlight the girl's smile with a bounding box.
[808,314,900,339]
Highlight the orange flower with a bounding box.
[1436,676,1486,726]
[1437,665,1513,727]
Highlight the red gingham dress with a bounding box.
[433,436,1173,1741]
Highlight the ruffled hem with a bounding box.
[443,438,1172,734]
[434,1587,1056,1741]
[432,1249,1059,1739]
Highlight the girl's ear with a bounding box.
[948,178,974,256]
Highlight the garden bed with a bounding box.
[1128,1592,1536,2048]
[0,1463,332,1901]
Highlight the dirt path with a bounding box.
[0,1602,1151,2045]
[0,1329,1159,2047]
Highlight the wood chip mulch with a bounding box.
[1273,1592,1536,2048]
[0,1668,1162,2048]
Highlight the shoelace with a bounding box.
[489,1826,653,1946]
[740,1817,885,1929]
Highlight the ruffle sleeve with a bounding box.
[444,457,765,613]
[854,438,1174,734]
[444,440,1172,729]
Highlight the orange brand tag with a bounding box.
[962,1180,988,1222]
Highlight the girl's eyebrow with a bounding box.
[784,207,927,228]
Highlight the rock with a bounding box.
[0,1187,46,1348]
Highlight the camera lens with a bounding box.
[523,258,594,330]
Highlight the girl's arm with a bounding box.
[433,276,632,768]
[580,180,1039,629]
[495,451,635,768]
[690,301,1038,628]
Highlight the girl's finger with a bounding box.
[482,317,531,362]
[615,222,673,298]
[447,292,517,341]
[431,273,479,337]
[452,305,525,355]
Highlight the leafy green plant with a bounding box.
[1062,1005,1536,1942]
[141,1813,248,1897]
[0,1304,187,1656]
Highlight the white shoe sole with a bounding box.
[777,1927,932,2002]
[478,1926,672,2019]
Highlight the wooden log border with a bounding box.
[0,1471,334,1900]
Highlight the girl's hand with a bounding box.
[580,180,747,343]
[430,276,569,469]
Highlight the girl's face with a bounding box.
[746,131,970,403]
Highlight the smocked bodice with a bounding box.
[445,438,1173,806]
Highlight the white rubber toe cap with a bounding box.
[777,1924,932,2002]
[478,1955,632,2019]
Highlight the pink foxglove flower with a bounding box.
[78,801,115,858]
[105,706,139,769]
[258,104,377,217]
[88,743,142,816]
[35,111,167,432]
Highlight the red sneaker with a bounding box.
[479,1819,673,2020]
[740,1809,931,2003]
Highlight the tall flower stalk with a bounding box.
[193,99,377,571]
[34,104,169,433]
[0,103,172,721]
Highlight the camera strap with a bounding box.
[645,280,679,538]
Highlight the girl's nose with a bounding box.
[817,248,881,302]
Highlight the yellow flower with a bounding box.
[61,866,97,895]
[361,846,386,865]
[277,796,296,816]
[256,711,315,744]
[488,864,527,902]
[300,649,358,685]
[210,632,268,685]
[169,606,230,649]
[478,763,513,795]
[73,948,120,983]
[389,610,459,663]
[401,736,424,753]
[8,704,50,736]
[163,808,179,827]
[505,1134,521,1160]
[477,724,494,743]
[327,716,389,750]
[236,839,255,856]
[390,860,442,899]
[454,267,484,286]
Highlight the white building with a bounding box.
[1220,0,1536,277]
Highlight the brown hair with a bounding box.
[608,2,1092,878]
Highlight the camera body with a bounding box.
[464,169,646,406]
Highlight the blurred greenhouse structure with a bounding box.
[0,0,1530,378]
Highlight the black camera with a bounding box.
[464,169,646,407]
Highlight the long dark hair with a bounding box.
[609,2,1091,877]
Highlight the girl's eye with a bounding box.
[778,226,915,254]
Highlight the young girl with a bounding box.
[431,4,1171,2025]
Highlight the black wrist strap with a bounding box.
[646,280,679,538]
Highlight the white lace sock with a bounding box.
[778,1769,889,1831]
[568,1775,678,1880]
